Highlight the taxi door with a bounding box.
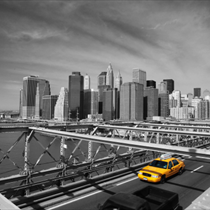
[167,161,175,177]
[172,159,180,174]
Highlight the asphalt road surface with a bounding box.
[47,156,210,210]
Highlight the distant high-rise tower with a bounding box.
[84,74,90,90]
[158,81,168,94]
[19,89,23,118]
[203,89,210,99]
[132,69,146,88]
[106,64,114,89]
[102,88,119,121]
[120,82,143,121]
[144,87,158,120]
[98,72,108,114]
[194,88,201,98]
[22,76,51,119]
[98,72,107,86]
[83,89,98,118]
[69,72,84,120]
[115,71,123,91]
[54,87,69,121]
[35,83,40,119]
[158,81,169,117]
[146,80,156,88]
[163,79,174,94]
[42,95,58,120]
[170,90,181,108]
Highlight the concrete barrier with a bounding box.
[185,187,210,210]
[0,193,20,209]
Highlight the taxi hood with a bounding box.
[141,165,166,175]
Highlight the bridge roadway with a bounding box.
[44,156,210,210]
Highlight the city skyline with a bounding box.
[1,1,210,110]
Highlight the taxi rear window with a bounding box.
[149,160,167,169]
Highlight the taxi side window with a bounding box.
[172,159,179,166]
[168,161,173,169]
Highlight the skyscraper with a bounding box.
[106,64,114,89]
[158,81,168,94]
[98,71,108,114]
[163,79,174,94]
[35,84,40,119]
[102,88,119,121]
[170,90,181,107]
[143,87,158,120]
[68,72,84,120]
[158,82,169,117]
[146,80,156,88]
[22,76,51,119]
[54,87,69,121]
[42,95,58,120]
[84,74,90,90]
[98,72,107,86]
[120,82,143,121]
[203,89,210,99]
[132,69,146,88]
[83,89,98,118]
[194,88,201,98]
[115,71,123,91]
[19,89,23,118]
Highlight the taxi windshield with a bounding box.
[149,160,167,169]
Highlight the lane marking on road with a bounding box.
[191,165,203,173]
[47,190,103,210]
[116,176,138,186]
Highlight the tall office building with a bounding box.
[146,80,156,88]
[158,81,169,117]
[143,87,158,120]
[187,93,193,106]
[203,89,210,99]
[163,79,174,94]
[19,89,23,118]
[68,72,84,120]
[98,72,107,86]
[106,64,114,89]
[120,82,143,121]
[42,95,58,120]
[22,76,51,119]
[84,74,90,90]
[35,84,40,119]
[102,88,119,121]
[198,100,209,120]
[191,98,202,119]
[54,87,69,121]
[115,71,123,91]
[194,88,201,98]
[98,71,108,114]
[132,69,146,88]
[158,81,168,94]
[83,89,98,118]
[158,93,169,118]
[170,90,181,107]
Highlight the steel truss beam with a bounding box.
[30,127,210,158]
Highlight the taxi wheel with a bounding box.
[160,175,165,184]
[178,168,183,175]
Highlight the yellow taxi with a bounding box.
[138,153,185,183]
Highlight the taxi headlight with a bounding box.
[151,175,159,178]
[138,171,142,175]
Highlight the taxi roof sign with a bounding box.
[160,153,172,160]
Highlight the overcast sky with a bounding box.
[1,0,210,110]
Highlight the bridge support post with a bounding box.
[22,130,34,196]
[156,132,159,144]
[59,137,67,186]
